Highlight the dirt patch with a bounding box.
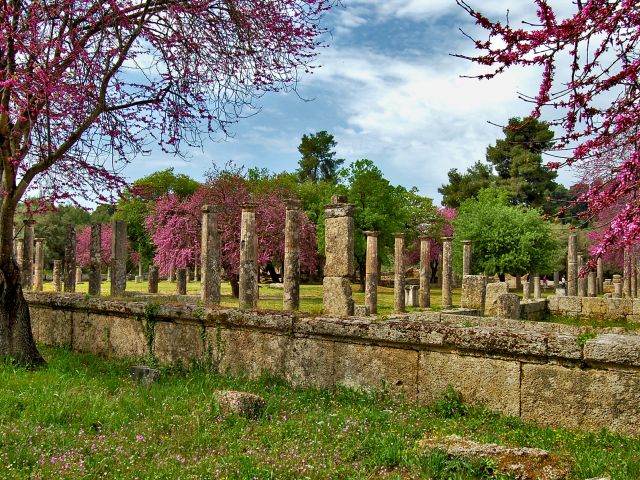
[418,435,572,480]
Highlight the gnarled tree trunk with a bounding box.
[0,257,44,366]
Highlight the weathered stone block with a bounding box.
[584,334,640,368]
[485,282,509,316]
[581,297,608,317]
[153,321,204,365]
[418,351,520,416]
[604,298,632,319]
[324,216,354,277]
[214,390,266,419]
[495,293,520,320]
[461,275,487,314]
[556,296,582,315]
[323,276,354,316]
[218,330,288,378]
[130,366,160,387]
[521,363,640,436]
[285,337,335,388]
[334,343,418,400]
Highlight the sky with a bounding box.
[122,1,579,205]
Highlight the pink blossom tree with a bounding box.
[457,0,640,270]
[146,176,318,296]
[0,1,334,365]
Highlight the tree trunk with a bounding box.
[0,257,45,366]
[265,262,280,283]
[230,275,239,298]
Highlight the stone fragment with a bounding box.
[417,435,571,480]
[130,365,160,387]
[485,282,509,316]
[495,293,520,320]
[214,390,266,419]
[461,275,487,314]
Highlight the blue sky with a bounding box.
[123,1,578,204]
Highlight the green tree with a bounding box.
[486,117,558,209]
[297,131,344,184]
[439,161,496,208]
[452,187,558,278]
[114,168,199,268]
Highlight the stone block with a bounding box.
[461,275,487,314]
[581,297,608,317]
[130,366,160,387]
[334,342,418,400]
[324,216,354,277]
[521,364,640,436]
[546,333,583,361]
[323,276,354,316]
[604,298,632,319]
[214,390,266,419]
[32,308,73,346]
[485,282,509,316]
[556,296,582,315]
[583,334,640,368]
[418,351,520,416]
[443,325,547,358]
[153,321,204,365]
[354,304,370,316]
[218,329,288,378]
[496,293,520,320]
[285,337,335,388]
[547,295,559,312]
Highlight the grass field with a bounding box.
[0,346,638,479]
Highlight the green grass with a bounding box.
[0,347,638,479]
[40,279,462,316]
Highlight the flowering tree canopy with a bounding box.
[0,1,334,365]
[457,0,640,267]
[145,176,318,280]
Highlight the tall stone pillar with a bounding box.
[578,254,588,297]
[33,238,44,291]
[441,237,453,309]
[239,203,259,310]
[283,199,301,311]
[88,223,102,296]
[15,238,24,272]
[323,196,354,316]
[533,275,541,299]
[567,233,578,296]
[393,233,405,313]
[419,236,431,308]
[201,205,221,304]
[110,220,127,296]
[587,270,597,297]
[22,219,35,289]
[522,277,531,300]
[462,240,472,277]
[596,257,604,294]
[553,271,560,288]
[623,247,632,297]
[364,231,380,315]
[176,268,187,295]
[75,265,83,284]
[52,260,62,292]
[63,224,76,293]
[148,265,159,294]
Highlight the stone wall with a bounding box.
[548,295,640,321]
[27,292,640,436]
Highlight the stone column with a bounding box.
[194,262,201,282]
[110,220,127,296]
[63,224,76,293]
[176,268,187,295]
[75,265,83,284]
[52,260,62,292]
[168,267,175,283]
[613,274,623,298]
[393,233,406,313]
[533,275,541,299]
[522,278,531,300]
[419,236,431,308]
[596,257,604,294]
[323,196,354,316]
[462,240,472,277]
[15,239,24,273]
[567,233,578,296]
[201,205,221,304]
[441,237,453,309]
[578,254,588,297]
[88,223,102,296]
[587,270,597,297]
[364,231,380,315]
[148,265,159,294]
[22,219,35,289]
[33,238,44,291]
[239,203,259,310]
[553,271,560,288]
[283,199,301,311]
[623,247,632,297]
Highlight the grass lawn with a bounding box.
[1,346,638,479]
